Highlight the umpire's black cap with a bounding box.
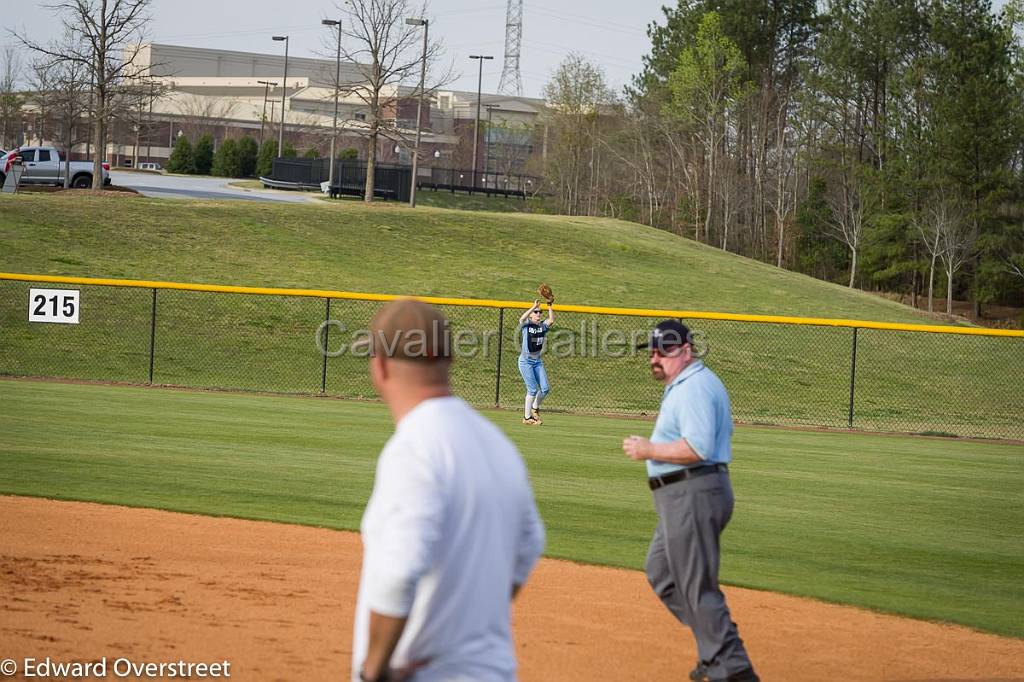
[637,319,691,352]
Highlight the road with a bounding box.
[110,171,320,203]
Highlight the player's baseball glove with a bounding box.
[538,283,554,305]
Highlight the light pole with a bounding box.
[257,80,277,145]
[322,19,343,187]
[469,54,493,189]
[484,103,501,180]
[406,17,428,207]
[272,35,289,155]
[146,80,155,163]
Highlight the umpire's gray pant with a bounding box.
[645,470,755,680]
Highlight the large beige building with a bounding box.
[92,43,546,171]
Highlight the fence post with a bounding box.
[321,298,331,395]
[494,308,504,407]
[848,327,859,428]
[148,288,157,385]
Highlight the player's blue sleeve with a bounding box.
[676,384,717,460]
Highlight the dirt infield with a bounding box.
[1,496,1022,681]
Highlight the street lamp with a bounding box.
[272,35,289,156]
[257,80,277,145]
[322,19,343,187]
[484,103,501,178]
[406,17,428,207]
[469,54,493,189]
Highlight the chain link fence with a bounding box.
[1,276,1022,440]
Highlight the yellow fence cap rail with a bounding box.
[2,272,1022,338]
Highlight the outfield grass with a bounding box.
[1,379,1021,637]
[0,193,1020,438]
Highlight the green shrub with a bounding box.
[193,134,214,175]
[211,138,241,178]
[237,137,259,177]
[256,140,278,178]
[166,136,195,174]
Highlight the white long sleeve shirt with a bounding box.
[352,396,546,682]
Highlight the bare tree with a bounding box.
[18,0,153,188]
[936,201,976,317]
[543,54,614,216]
[29,38,91,188]
[488,120,533,179]
[27,57,58,145]
[827,168,868,288]
[172,93,239,141]
[0,45,24,149]
[50,57,90,187]
[1008,252,1024,281]
[113,78,166,167]
[914,194,963,313]
[327,0,449,202]
[770,95,800,268]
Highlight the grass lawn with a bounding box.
[226,180,266,190]
[1,379,1022,637]
[0,192,944,320]
[0,193,1020,438]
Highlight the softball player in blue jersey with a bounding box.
[517,299,554,425]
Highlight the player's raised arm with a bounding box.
[545,302,554,327]
[519,299,540,325]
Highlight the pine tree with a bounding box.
[926,0,1018,315]
[237,137,259,177]
[256,140,278,179]
[193,134,214,175]
[166,135,195,174]
[211,138,241,177]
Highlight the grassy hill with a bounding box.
[1,193,1019,438]
[0,193,938,322]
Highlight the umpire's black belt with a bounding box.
[648,463,727,490]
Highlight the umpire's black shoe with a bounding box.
[722,667,760,682]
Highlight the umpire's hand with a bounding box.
[623,436,652,460]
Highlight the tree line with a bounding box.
[164,135,359,178]
[538,0,1024,317]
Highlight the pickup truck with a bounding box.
[0,146,111,188]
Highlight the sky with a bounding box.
[4,0,670,99]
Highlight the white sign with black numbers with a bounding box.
[29,288,80,324]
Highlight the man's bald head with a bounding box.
[368,300,453,410]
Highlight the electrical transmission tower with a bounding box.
[498,0,523,96]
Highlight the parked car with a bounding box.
[138,162,162,171]
[0,146,111,188]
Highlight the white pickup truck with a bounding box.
[0,146,111,188]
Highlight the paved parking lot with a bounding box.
[110,171,320,203]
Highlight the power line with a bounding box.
[526,4,649,38]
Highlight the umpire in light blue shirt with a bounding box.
[622,320,758,682]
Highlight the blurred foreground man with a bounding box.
[352,299,546,682]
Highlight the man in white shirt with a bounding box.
[352,299,546,682]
